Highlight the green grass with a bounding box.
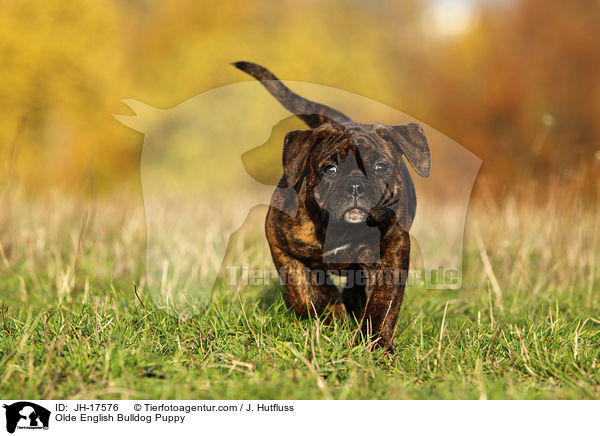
[0,188,599,399]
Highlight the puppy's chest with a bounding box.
[321,229,382,265]
[287,221,382,267]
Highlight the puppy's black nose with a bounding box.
[347,181,365,197]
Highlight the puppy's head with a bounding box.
[282,121,430,230]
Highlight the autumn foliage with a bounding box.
[1,0,598,199]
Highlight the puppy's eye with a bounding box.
[374,162,390,175]
[321,164,337,176]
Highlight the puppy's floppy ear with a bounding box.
[375,122,431,177]
[282,129,313,186]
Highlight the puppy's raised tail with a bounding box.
[232,61,351,129]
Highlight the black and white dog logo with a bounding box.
[3,402,50,433]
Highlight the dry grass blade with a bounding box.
[474,220,504,311]
[485,315,504,362]
[436,300,449,364]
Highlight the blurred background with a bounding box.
[1,0,599,200]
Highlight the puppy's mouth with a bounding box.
[343,207,368,224]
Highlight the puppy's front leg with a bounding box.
[360,228,410,350]
[270,245,346,320]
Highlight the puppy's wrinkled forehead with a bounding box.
[311,122,392,163]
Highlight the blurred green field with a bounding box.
[0,185,598,400]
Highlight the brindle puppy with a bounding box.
[234,61,430,350]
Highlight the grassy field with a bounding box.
[0,184,599,400]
